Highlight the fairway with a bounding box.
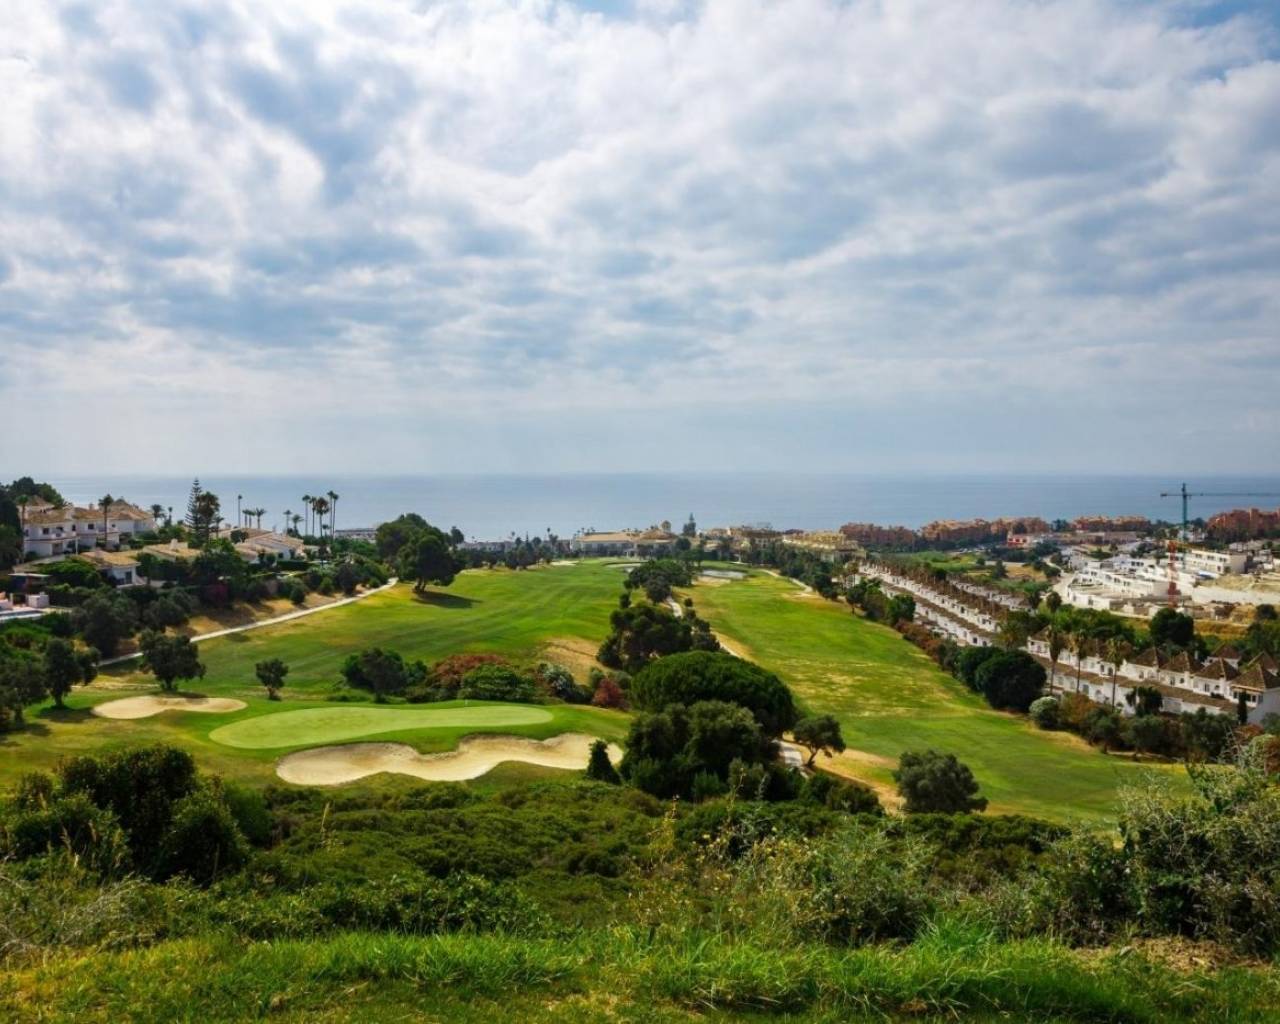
[210,704,553,749]
[100,563,624,698]
[687,572,1186,822]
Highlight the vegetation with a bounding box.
[629,650,797,734]
[597,599,719,672]
[894,750,988,814]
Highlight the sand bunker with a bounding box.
[277,733,624,786]
[93,695,247,720]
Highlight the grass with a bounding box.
[686,572,1188,822]
[208,702,556,749]
[2,926,1276,1023]
[1,564,627,786]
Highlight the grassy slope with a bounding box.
[3,928,1276,1024]
[0,564,628,786]
[688,572,1186,822]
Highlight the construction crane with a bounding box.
[1157,483,1280,605]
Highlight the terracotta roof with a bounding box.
[1233,664,1279,693]
[1247,652,1279,673]
[1131,648,1164,668]
[1198,658,1239,682]
[1164,651,1201,674]
[1215,644,1243,661]
[75,550,140,569]
[24,508,74,526]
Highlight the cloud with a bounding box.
[0,0,1278,475]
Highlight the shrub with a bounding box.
[955,645,1000,690]
[340,648,427,701]
[894,750,987,814]
[802,772,882,815]
[584,740,620,784]
[629,651,797,735]
[591,676,628,710]
[457,665,538,703]
[1029,696,1060,730]
[152,790,250,885]
[2,794,131,877]
[428,654,511,698]
[534,662,591,703]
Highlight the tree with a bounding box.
[1044,590,1063,614]
[399,532,462,592]
[1047,624,1066,691]
[955,645,1000,690]
[792,714,845,766]
[894,750,987,814]
[184,479,220,546]
[973,649,1046,712]
[1125,714,1168,760]
[340,647,426,701]
[97,494,114,549]
[1105,637,1126,708]
[584,740,621,784]
[0,658,48,730]
[42,637,96,709]
[71,591,137,658]
[629,651,796,735]
[375,513,429,560]
[255,658,289,701]
[139,630,205,692]
[457,664,537,702]
[598,603,719,673]
[1150,607,1195,653]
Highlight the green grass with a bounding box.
[687,573,1187,822]
[0,564,627,786]
[3,927,1275,1023]
[208,703,556,749]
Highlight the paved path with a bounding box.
[760,568,814,595]
[101,579,398,666]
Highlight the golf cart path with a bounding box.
[760,568,814,595]
[101,578,398,666]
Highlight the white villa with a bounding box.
[20,499,156,559]
[860,561,1280,726]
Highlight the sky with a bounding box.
[1,0,1278,476]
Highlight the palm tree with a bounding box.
[166,506,173,528]
[291,513,302,536]
[1047,623,1066,693]
[302,495,313,538]
[255,508,266,529]
[98,494,114,549]
[1106,638,1125,708]
[1070,631,1088,693]
[312,497,330,552]
[148,503,164,526]
[284,509,292,537]
[237,494,243,527]
[327,490,339,540]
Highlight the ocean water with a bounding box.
[39,474,1280,542]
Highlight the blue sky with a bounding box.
[1,0,1277,475]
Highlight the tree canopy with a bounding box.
[629,650,797,735]
[894,750,987,814]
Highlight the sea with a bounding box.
[38,474,1280,542]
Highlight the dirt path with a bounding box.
[101,578,398,667]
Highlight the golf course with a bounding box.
[4,560,1181,819]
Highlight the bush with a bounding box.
[152,789,250,885]
[973,649,1046,712]
[457,665,538,703]
[1029,696,1060,730]
[802,772,882,815]
[534,662,591,703]
[894,750,987,814]
[340,648,427,701]
[955,645,1000,690]
[2,794,131,877]
[590,676,628,710]
[584,740,620,784]
[629,651,797,735]
[427,654,512,699]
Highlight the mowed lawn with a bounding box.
[0,564,628,786]
[687,572,1188,823]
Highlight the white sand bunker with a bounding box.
[277,733,624,786]
[92,695,248,720]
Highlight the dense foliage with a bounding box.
[629,651,797,735]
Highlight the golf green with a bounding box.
[210,704,554,750]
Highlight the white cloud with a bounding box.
[0,0,1277,474]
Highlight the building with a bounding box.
[571,531,639,556]
[212,527,308,561]
[19,499,156,558]
[781,531,862,562]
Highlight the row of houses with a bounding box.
[20,499,157,558]
[859,564,1280,726]
[12,528,310,590]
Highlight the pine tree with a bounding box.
[584,740,620,784]
[185,479,202,535]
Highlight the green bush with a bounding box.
[153,790,250,885]
[457,665,538,703]
[1029,696,1060,729]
